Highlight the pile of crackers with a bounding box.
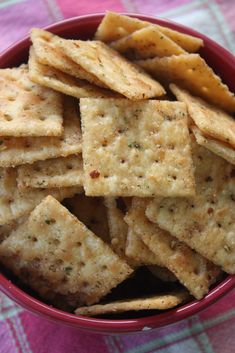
[0,12,235,317]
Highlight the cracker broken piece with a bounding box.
[95,12,203,52]
[63,193,110,244]
[0,67,63,136]
[31,28,106,88]
[192,125,235,165]
[75,291,189,316]
[170,84,235,147]
[58,39,165,99]
[0,96,82,167]
[146,138,235,274]
[0,196,133,307]
[28,47,117,98]
[80,98,195,197]
[125,198,221,299]
[110,26,185,59]
[0,168,80,225]
[136,54,235,112]
[17,154,83,189]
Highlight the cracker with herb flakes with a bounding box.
[80,98,195,197]
[63,193,110,244]
[146,139,235,274]
[192,125,235,165]
[125,198,221,299]
[110,26,185,59]
[0,67,63,137]
[170,84,235,147]
[0,168,80,225]
[0,97,82,167]
[0,196,133,307]
[28,47,118,98]
[75,290,189,316]
[95,12,203,52]
[136,54,235,112]
[17,154,83,189]
[31,28,106,88]
[58,39,165,100]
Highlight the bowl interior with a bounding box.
[0,13,235,334]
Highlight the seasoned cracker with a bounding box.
[136,54,235,112]
[148,266,177,282]
[104,197,129,259]
[0,196,133,307]
[0,97,82,167]
[17,154,83,189]
[80,98,195,197]
[75,291,189,316]
[192,125,235,165]
[31,28,106,88]
[126,198,221,299]
[95,12,203,52]
[110,26,185,59]
[146,139,235,274]
[0,168,80,225]
[170,84,235,146]
[63,193,110,244]
[28,47,118,98]
[126,228,159,266]
[0,67,63,136]
[58,39,165,99]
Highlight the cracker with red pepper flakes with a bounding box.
[146,138,235,274]
[0,196,133,308]
[192,125,235,165]
[17,154,83,189]
[80,98,195,197]
[0,97,82,167]
[0,168,81,225]
[0,67,63,137]
[94,12,203,53]
[30,28,106,88]
[57,39,165,100]
[170,84,235,146]
[126,197,221,299]
[136,54,235,113]
[110,25,185,60]
[28,47,117,99]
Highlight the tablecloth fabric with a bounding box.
[0,0,235,352]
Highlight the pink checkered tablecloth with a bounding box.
[0,1,235,352]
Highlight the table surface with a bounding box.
[0,1,235,352]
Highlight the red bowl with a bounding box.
[1,13,235,334]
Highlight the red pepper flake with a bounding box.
[207,207,214,215]
[89,170,100,179]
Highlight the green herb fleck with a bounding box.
[128,142,143,150]
[64,266,73,275]
[0,140,4,145]
[45,218,56,225]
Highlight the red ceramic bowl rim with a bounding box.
[1,13,235,333]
